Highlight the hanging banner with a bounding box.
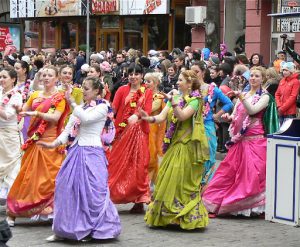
[92,0,119,14]
[35,0,82,17]
[120,0,169,15]
[0,25,21,56]
[10,0,35,18]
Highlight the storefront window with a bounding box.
[148,16,168,50]
[124,17,143,51]
[101,16,120,28]
[224,0,246,53]
[174,5,191,50]
[42,21,55,49]
[24,20,39,50]
[61,21,77,49]
[79,19,96,52]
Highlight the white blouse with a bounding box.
[0,87,22,127]
[57,103,108,147]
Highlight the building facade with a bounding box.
[9,0,192,54]
[191,0,300,64]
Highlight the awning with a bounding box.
[268,12,300,18]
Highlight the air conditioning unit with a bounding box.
[185,6,207,25]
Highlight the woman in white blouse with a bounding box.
[38,77,121,242]
[0,67,22,203]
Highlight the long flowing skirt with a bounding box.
[202,121,218,187]
[0,127,22,200]
[202,137,266,215]
[108,123,150,204]
[148,122,165,184]
[144,140,209,230]
[53,145,121,240]
[7,127,64,217]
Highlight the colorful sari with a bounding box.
[108,85,152,204]
[7,91,69,218]
[145,96,210,229]
[148,93,166,184]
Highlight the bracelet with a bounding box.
[172,104,178,108]
[150,116,156,123]
[238,94,245,101]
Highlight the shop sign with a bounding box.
[35,0,82,17]
[0,25,21,56]
[92,0,119,14]
[280,0,300,32]
[120,0,170,15]
[10,0,35,18]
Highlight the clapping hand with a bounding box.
[138,108,149,121]
[221,113,232,122]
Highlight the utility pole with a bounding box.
[86,0,90,64]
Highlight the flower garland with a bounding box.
[225,93,261,149]
[119,85,146,128]
[162,90,201,153]
[1,89,18,106]
[21,93,65,150]
[203,83,216,119]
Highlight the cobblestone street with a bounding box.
[4,203,300,247]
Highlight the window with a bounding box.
[61,21,77,49]
[124,17,143,51]
[101,16,120,28]
[42,21,55,49]
[148,16,168,50]
[79,19,96,52]
[24,21,39,50]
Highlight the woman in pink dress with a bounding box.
[202,66,270,217]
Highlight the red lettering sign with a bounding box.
[92,0,118,14]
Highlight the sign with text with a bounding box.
[10,0,35,18]
[35,0,82,17]
[0,26,21,56]
[120,0,169,15]
[92,0,119,14]
[279,1,300,32]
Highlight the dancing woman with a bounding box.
[203,66,275,217]
[39,77,121,241]
[6,65,69,226]
[14,60,31,141]
[144,72,166,185]
[142,70,209,229]
[108,63,152,213]
[0,67,22,203]
[191,62,233,187]
[58,64,83,106]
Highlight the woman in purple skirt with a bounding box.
[38,77,121,242]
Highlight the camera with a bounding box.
[280,34,288,39]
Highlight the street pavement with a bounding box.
[3,158,300,247]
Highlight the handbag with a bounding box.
[0,220,12,244]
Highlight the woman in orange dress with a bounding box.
[144,72,166,186]
[6,65,69,226]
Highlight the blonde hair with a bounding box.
[266,67,281,81]
[180,70,200,91]
[250,66,267,83]
[144,72,163,85]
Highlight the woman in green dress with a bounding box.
[140,70,209,230]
